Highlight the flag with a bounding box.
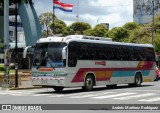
[53,0,73,12]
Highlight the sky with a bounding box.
[33,0,133,29]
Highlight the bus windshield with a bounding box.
[33,42,67,68]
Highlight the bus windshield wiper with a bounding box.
[46,51,55,69]
[47,58,55,69]
[36,59,44,69]
[36,52,47,69]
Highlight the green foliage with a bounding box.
[93,24,108,37]
[83,29,94,36]
[50,19,67,36]
[38,12,160,54]
[155,38,160,53]
[154,14,160,29]
[0,64,14,71]
[39,12,56,37]
[108,27,129,41]
[123,22,139,31]
[69,22,91,35]
[84,24,108,37]
[63,26,75,36]
[124,27,151,44]
[0,65,4,71]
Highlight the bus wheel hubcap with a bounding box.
[86,78,92,87]
[136,76,140,84]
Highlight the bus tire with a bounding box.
[53,87,64,93]
[82,75,94,91]
[129,73,142,87]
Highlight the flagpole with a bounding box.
[53,0,73,36]
[53,0,55,36]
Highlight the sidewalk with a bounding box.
[1,70,43,90]
[1,80,42,90]
[11,80,42,90]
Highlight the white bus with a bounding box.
[28,35,156,92]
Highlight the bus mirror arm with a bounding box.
[23,46,32,58]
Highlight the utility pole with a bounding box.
[3,0,10,88]
[152,0,155,46]
[15,0,18,88]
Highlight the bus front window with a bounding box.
[33,42,67,68]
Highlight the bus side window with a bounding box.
[145,48,155,61]
[68,43,77,67]
[129,48,135,61]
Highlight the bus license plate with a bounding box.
[41,80,47,84]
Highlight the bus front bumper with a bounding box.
[31,77,66,87]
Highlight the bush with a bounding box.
[0,64,15,71]
[0,65,4,71]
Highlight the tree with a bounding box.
[123,22,139,31]
[92,24,108,37]
[39,12,56,37]
[69,22,91,35]
[155,38,160,53]
[108,27,129,41]
[50,19,67,36]
[63,26,75,36]
[83,29,94,36]
[84,24,108,37]
[126,27,152,44]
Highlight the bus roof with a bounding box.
[66,39,153,48]
[37,35,153,48]
[37,35,112,43]
[37,36,64,43]
[64,35,112,41]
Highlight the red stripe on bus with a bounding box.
[71,61,154,83]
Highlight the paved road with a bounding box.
[0,81,160,112]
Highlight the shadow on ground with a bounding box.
[35,84,154,95]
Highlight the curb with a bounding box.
[9,86,43,90]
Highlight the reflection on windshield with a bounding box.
[33,42,67,68]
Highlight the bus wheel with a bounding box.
[130,73,142,87]
[82,75,94,91]
[53,87,64,93]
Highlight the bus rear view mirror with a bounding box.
[62,46,67,60]
[23,46,32,58]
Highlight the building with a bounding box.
[133,0,160,24]
[100,23,109,30]
[0,17,25,64]
[0,17,31,69]
[8,17,26,49]
[0,0,42,69]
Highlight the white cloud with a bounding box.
[33,0,133,29]
[33,0,53,15]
